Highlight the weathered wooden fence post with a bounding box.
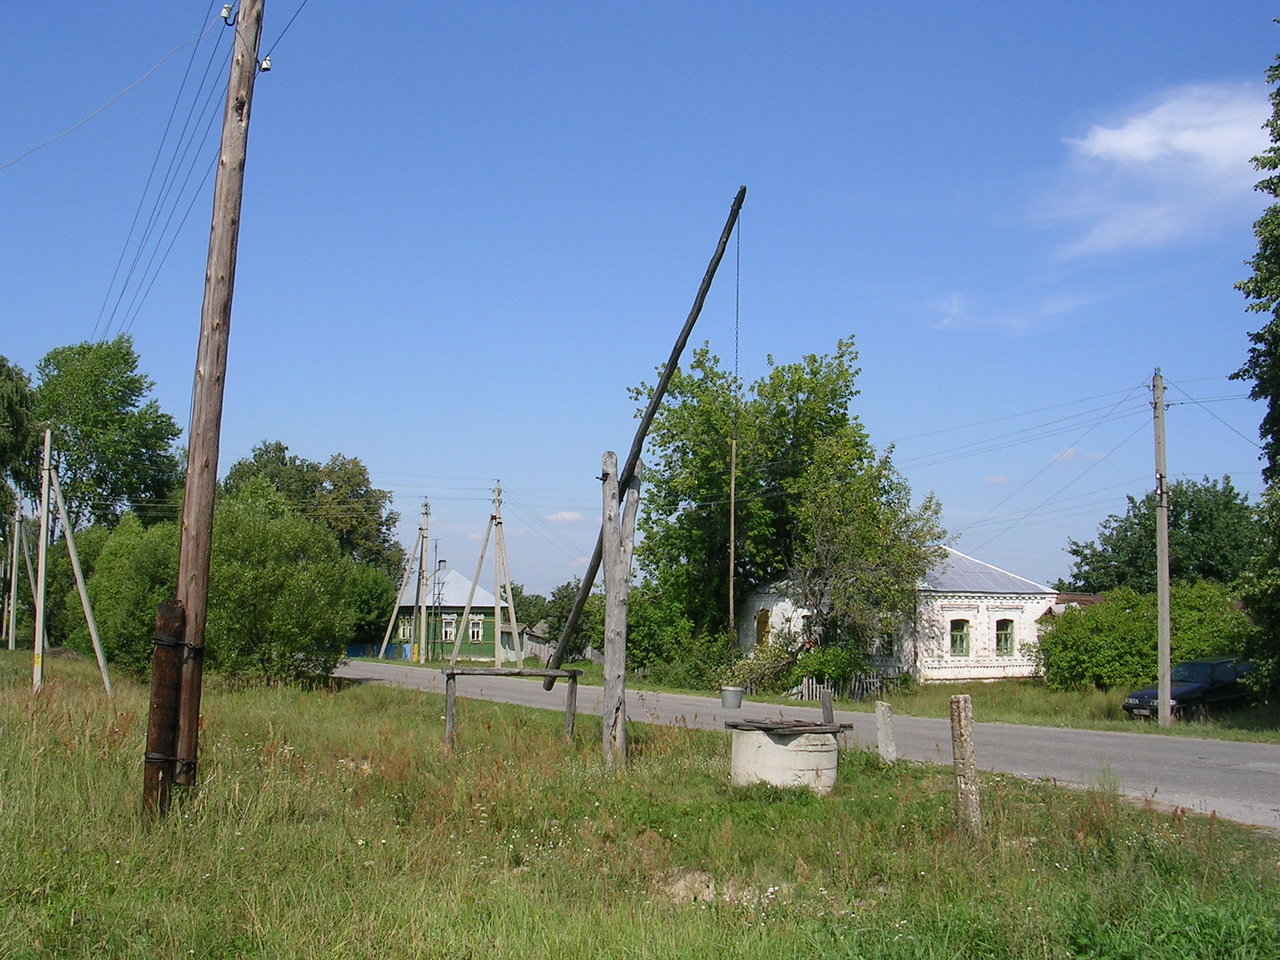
[950,694,981,837]
[875,700,897,764]
[601,451,641,769]
[563,673,578,743]
[443,672,458,754]
[819,689,834,724]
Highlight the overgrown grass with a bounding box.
[9,650,1274,959]
[361,657,1280,743]
[845,677,1280,743]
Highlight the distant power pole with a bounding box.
[1152,370,1172,728]
[415,501,429,663]
[31,430,51,692]
[148,0,266,808]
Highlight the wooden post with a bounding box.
[443,673,457,753]
[170,0,265,788]
[377,528,420,659]
[875,700,897,763]
[32,429,51,692]
[601,452,641,769]
[415,501,429,663]
[6,506,18,650]
[143,601,185,817]
[1152,370,1172,727]
[819,689,834,724]
[564,673,578,743]
[447,516,492,667]
[544,186,747,689]
[50,469,112,696]
[950,694,981,837]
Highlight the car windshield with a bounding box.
[1171,662,1212,683]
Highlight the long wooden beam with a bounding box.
[542,185,746,688]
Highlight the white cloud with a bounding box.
[547,511,584,523]
[1043,82,1269,256]
[1051,446,1106,464]
[927,290,1098,333]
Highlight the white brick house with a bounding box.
[735,547,1056,682]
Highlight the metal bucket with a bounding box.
[730,729,838,795]
[720,686,745,709]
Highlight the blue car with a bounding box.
[1121,658,1254,720]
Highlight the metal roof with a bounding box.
[397,568,496,609]
[921,546,1053,595]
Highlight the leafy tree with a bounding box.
[205,480,356,683]
[541,578,603,658]
[44,524,111,647]
[71,513,179,675]
[224,441,402,572]
[347,562,397,647]
[1034,582,1257,691]
[1058,477,1258,594]
[785,427,945,656]
[509,583,550,628]
[0,356,37,514]
[633,337,941,654]
[1237,485,1280,694]
[34,335,181,528]
[1234,45,1280,481]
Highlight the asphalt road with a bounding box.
[334,660,1280,831]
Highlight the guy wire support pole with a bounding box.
[32,429,51,692]
[7,505,19,650]
[543,184,747,690]
[166,0,266,796]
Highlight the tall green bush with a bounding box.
[1034,581,1257,690]
[206,481,355,683]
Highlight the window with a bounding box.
[470,617,483,643]
[755,610,770,647]
[442,616,456,644]
[949,619,970,657]
[398,618,413,640]
[995,619,1014,657]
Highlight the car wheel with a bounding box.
[1181,700,1208,722]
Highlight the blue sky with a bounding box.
[3,2,1276,594]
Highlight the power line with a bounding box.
[0,20,222,173]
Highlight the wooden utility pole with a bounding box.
[601,451,641,768]
[447,510,494,668]
[164,0,265,794]
[143,602,185,817]
[50,468,112,696]
[377,528,420,659]
[415,501,429,663]
[544,185,747,689]
[32,429,51,692]
[491,486,522,666]
[1152,370,1172,727]
[6,506,18,650]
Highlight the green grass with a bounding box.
[3,650,1279,958]
[838,677,1280,743]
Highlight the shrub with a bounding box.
[1035,581,1257,690]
